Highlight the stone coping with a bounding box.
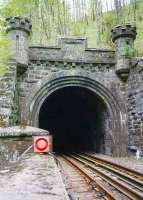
[0,126,49,137]
[29,45,115,52]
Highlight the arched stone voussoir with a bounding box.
[25,70,124,116]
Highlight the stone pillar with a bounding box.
[6,17,32,68]
[111,24,136,81]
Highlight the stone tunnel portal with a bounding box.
[39,86,109,153]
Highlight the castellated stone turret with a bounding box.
[111,24,137,81]
[6,16,32,67]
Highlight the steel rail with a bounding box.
[66,154,143,200]
[60,155,119,200]
[83,153,143,180]
[74,153,143,189]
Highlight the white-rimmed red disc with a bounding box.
[34,136,52,153]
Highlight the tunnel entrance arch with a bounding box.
[39,86,108,153]
[27,73,128,156]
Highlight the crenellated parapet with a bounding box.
[5,16,32,69]
[111,24,136,42]
[111,24,137,82]
[6,16,32,35]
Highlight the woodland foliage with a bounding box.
[0,0,142,75]
[0,17,11,75]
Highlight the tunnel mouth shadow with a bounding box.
[39,86,109,154]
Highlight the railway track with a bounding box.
[58,155,109,200]
[58,153,143,200]
[79,153,143,186]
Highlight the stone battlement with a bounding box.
[6,16,32,35]
[111,24,136,42]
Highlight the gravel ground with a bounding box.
[95,154,143,174]
[58,156,102,200]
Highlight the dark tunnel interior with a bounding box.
[39,86,107,153]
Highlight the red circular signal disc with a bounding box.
[35,138,49,151]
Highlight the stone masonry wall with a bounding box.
[15,37,130,157]
[19,57,126,154]
[128,59,143,149]
[19,60,117,101]
[1,36,142,152]
[0,61,18,126]
[19,38,117,116]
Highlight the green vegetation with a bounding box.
[0,0,143,75]
[0,18,11,76]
